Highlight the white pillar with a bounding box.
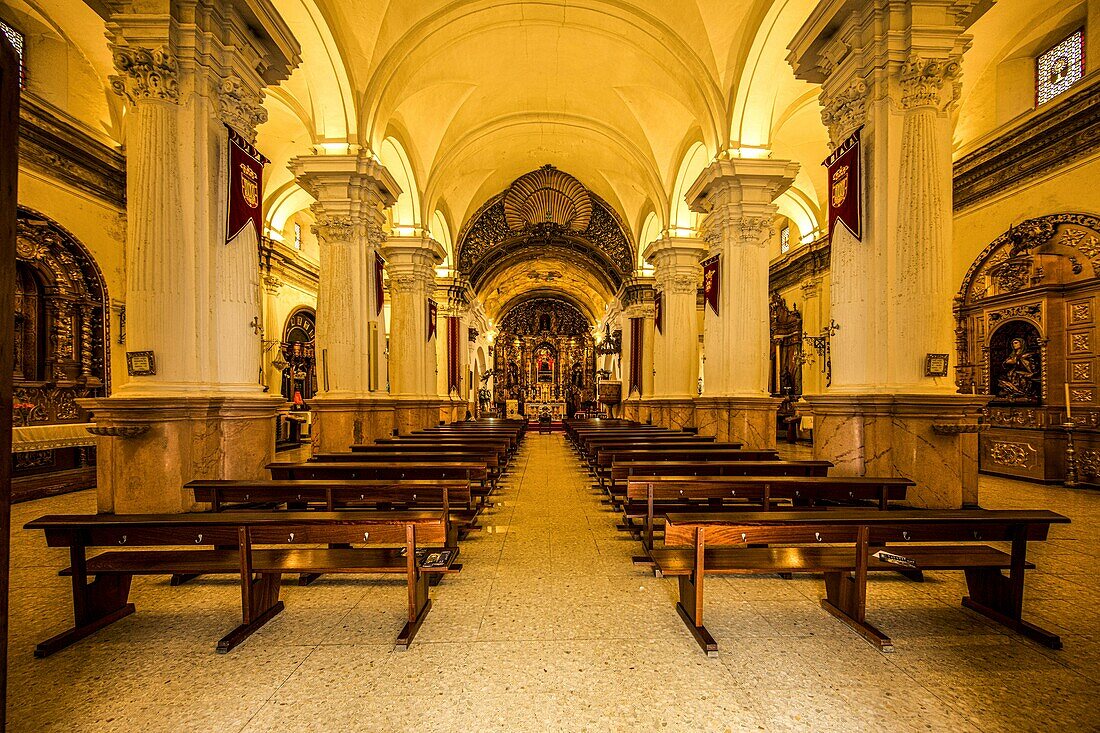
[789,0,990,506]
[643,235,704,429]
[686,158,798,447]
[290,153,399,449]
[80,3,297,513]
[382,234,446,433]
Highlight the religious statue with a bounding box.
[996,337,1040,401]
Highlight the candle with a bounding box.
[1066,383,1073,420]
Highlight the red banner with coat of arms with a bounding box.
[701,254,720,316]
[653,290,663,334]
[823,127,862,241]
[427,298,437,341]
[225,125,268,244]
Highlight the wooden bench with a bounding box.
[267,461,492,498]
[188,478,476,543]
[653,509,1070,655]
[25,510,456,656]
[607,460,834,504]
[621,475,913,550]
[595,448,775,492]
[314,449,501,488]
[376,435,517,463]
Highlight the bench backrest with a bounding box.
[662,510,1069,546]
[25,510,449,548]
[268,463,485,481]
[601,449,774,466]
[312,451,496,467]
[625,476,911,502]
[187,480,470,510]
[613,461,833,480]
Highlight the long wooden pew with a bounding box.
[267,462,493,502]
[26,510,455,655]
[595,447,773,491]
[654,509,1070,655]
[316,449,502,487]
[621,475,913,550]
[607,460,834,504]
[375,436,516,465]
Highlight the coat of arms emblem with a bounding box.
[240,163,259,208]
[831,164,849,208]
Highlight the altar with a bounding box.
[525,401,567,420]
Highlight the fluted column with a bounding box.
[789,0,990,506]
[643,235,704,429]
[109,46,193,391]
[290,153,398,449]
[77,5,299,514]
[261,274,282,393]
[382,234,446,432]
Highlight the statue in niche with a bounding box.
[507,361,519,388]
[538,312,552,333]
[989,320,1042,405]
[571,363,584,388]
[997,338,1040,400]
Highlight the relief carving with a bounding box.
[1070,302,1091,322]
[988,441,1033,468]
[1071,362,1091,381]
[109,45,179,104]
[218,76,267,142]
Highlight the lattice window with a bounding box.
[1036,29,1084,106]
[0,19,25,89]
[293,222,302,250]
[780,225,791,254]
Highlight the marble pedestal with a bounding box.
[308,397,395,452]
[622,398,643,423]
[695,396,781,449]
[647,397,696,430]
[393,397,439,435]
[802,393,989,508]
[79,395,284,514]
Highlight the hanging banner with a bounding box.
[629,317,643,396]
[374,252,385,315]
[225,125,269,244]
[702,254,721,316]
[447,316,461,392]
[823,126,862,241]
[654,291,663,334]
[427,298,437,341]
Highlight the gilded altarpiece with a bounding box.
[956,213,1100,485]
[12,207,110,500]
[493,298,596,418]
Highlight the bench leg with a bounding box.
[218,572,283,654]
[676,575,718,657]
[36,571,135,658]
[962,568,1061,649]
[822,571,893,652]
[396,525,432,649]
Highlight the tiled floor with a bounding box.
[6,434,1100,732]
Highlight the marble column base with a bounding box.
[802,393,989,508]
[695,396,781,448]
[307,396,395,452]
[78,394,284,514]
[392,397,440,435]
[622,398,643,423]
[646,397,696,430]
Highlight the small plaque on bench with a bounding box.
[872,550,918,568]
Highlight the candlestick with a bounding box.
[1065,383,1073,420]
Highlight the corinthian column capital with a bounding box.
[898,54,963,111]
[686,158,797,253]
[218,75,268,142]
[109,45,179,104]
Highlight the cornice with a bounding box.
[953,79,1100,212]
[18,95,125,209]
[769,237,830,294]
[260,237,319,293]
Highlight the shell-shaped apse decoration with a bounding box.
[503,165,592,233]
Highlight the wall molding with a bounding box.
[953,80,1100,212]
[18,95,125,209]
